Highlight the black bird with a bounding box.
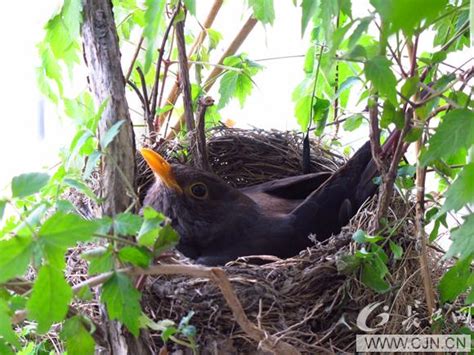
[141,136,397,266]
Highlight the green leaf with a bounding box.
[113,213,142,236]
[101,273,141,336]
[61,316,95,355]
[445,214,474,261]
[421,109,474,166]
[442,163,474,213]
[294,95,312,130]
[26,265,73,333]
[83,150,101,179]
[0,235,33,283]
[0,299,20,348]
[118,246,152,268]
[207,29,222,51]
[100,120,126,149]
[0,200,6,221]
[63,178,98,202]
[364,56,398,105]
[304,46,315,74]
[401,76,419,98]
[143,0,165,73]
[389,241,403,260]
[154,224,179,256]
[85,249,114,275]
[11,173,50,198]
[183,0,196,16]
[248,0,275,25]
[301,0,319,36]
[370,0,448,35]
[343,114,364,132]
[361,258,390,293]
[138,208,166,247]
[39,212,99,248]
[348,17,371,49]
[313,97,330,136]
[352,229,368,243]
[439,256,472,303]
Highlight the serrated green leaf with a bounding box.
[364,56,398,105]
[0,299,20,348]
[61,316,95,355]
[39,212,99,248]
[11,173,50,198]
[389,241,403,260]
[101,273,141,336]
[439,255,472,303]
[343,114,364,131]
[154,224,179,256]
[207,28,222,51]
[100,120,126,149]
[445,214,474,260]
[334,76,361,101]
[113,213,142,236]
[0,235,33,283]
[421,109,474,166]
[442,163,474,213]
[26,265,73,333]
[118,246,152,267]
[138,210,165,247]
[87,250,114,275]
[301,0,319,36]
[143,0,165,73]
[248,0,275,25]
[370,0,447,35]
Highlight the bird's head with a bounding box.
[140,148,257,258]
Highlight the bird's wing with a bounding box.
[239,172,331,199]
[239,172,332,214]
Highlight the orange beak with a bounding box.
[140,148,183,193]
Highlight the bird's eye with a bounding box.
[189,182,208,199]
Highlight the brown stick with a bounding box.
[175,15,195,135]
[125,35,144,82]
[157,0,224,128]
[166,16,258,140]
[194,96,214,171]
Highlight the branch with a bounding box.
[157,0,224,129]
[194,96,214,171]
[166,16,258,140]
[175,12,196,135]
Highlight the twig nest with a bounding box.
[136,127,448,353]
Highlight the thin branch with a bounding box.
[194,96,214,171]
[157,0,224,129]
[166,16,258,140]
[175,11,196,135]
[125,35,144,82]
[149,5,181,125]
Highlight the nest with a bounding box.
[134,128,451,354]
[65,127,453,353]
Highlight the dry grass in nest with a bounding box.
[64,127,454,354]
